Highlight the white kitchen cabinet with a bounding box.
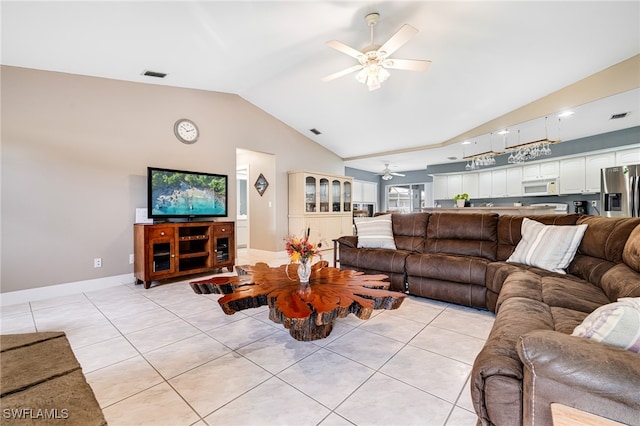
[540,161,560,177]
[616,147,640,165]
[447,174,463,199]
[523,161,560,179]
[433,175,448,200]
[506,167,523,197]
[462,173,479,199]
[559,157,586,194]
[585,152,615,193]
[478,171,493,198]
[492,169,507,197]
[353,180,378,203]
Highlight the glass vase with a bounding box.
[297,258,312,283]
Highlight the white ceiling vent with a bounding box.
[610,112,630,120]
[142,70,167,78]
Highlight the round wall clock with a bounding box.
[174,119,199,144]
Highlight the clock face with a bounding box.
[174,119,199,144]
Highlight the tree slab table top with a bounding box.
[190,261,406,341]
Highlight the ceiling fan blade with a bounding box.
[378,24,418,57]
[383,58,431,71]
[391,172,406,177]
[320,64,364,82]
[326,40,364,59]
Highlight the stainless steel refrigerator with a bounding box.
[601,164,640,217]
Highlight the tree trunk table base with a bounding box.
[190,262,405,341]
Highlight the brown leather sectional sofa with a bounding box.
[336,212,640,426]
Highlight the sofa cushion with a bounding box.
[622,224,640,273]
[425,212,498,261]
[572,297,640,353]
[392,212,430,253]
[496,271,610,315]
[406,253,490,286]
[355,214,396,249]
[599,263,640,301]
[567,218,640,286]
[496,214,580,261]
[507,218,587,274]
[575,216,640,264]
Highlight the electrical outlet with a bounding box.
[591,200,598,207]
[129,254,135,265]
[93,258,102,268]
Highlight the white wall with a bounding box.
[1,66,344,292]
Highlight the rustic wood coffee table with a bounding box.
[190,261,406,341]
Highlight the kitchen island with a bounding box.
[422,205,558,215]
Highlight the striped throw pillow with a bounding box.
[355,214,397,249]
[572,298,640,353]
[507,218,587,274]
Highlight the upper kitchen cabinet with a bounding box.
[523,161,560,180]
[616,147,640,165]
[585,152,615,193]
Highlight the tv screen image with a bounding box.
[148,167,228,219]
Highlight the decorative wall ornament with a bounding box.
[254,173,269,196]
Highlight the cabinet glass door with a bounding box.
[151,240,174,273]
[332,180,341,212]
[215,237,230,263]
[319,178,329,212]
[305,176,316,212]
[343,181,351,212]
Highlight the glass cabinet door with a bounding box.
[305,176,316,212]
[343,181,352,212]
[332,180,341,212]
[319,178,329,212]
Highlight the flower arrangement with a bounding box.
[285,228,322,264]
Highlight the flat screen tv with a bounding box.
[148,167,228,220]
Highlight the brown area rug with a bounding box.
[0,332,107,425]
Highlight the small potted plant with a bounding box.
[453,193,469,208]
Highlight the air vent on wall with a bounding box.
[142,70,167,78]
[610,112,630,120]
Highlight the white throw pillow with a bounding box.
[572,298,640,353]
[506,218,587,274]
[355,214,397,249]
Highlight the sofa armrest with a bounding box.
[336,235,358,248]
[517,330,640,426]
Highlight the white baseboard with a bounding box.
[0,274,135,306]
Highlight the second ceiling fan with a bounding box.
[321,12,431,91]
[378,164,406,180]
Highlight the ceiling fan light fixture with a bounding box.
[355,63,390,91]
[382,174,393,180]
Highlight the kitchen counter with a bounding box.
[422,205,558,215]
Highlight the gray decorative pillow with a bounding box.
[507,218,587,274]
[355,214,396,249]
[572,297,640,353]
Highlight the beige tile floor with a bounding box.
[0,250,495,426]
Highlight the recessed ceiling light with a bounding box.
[447,156,457,161]
[558,111,575,118]
[461,141,471,145]
[497,129,509,135]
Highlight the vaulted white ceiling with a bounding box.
[2,1,639,173]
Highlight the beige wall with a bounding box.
[1,66,344,292]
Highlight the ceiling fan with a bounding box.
[321,12,431,91]
[378,164,406,180]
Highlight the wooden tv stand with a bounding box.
[133,221,234,289]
